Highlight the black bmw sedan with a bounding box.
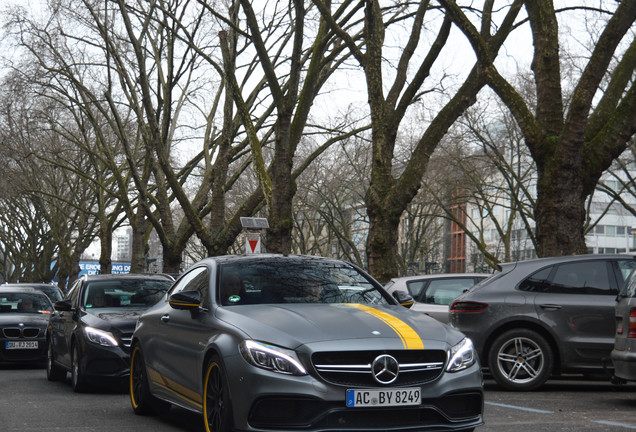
[0,288,54,364]
[130,254,483,432]
[46,273,174,392]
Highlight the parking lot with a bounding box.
[483,377,636,431]
[2,365,636,432]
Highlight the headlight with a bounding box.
[446,338,476,372]
[240,340,307,375]
[84,327,119,347]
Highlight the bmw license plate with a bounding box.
[346,388,421,407]
[5,341,38,350]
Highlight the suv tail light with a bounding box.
[450,301,488,313]
[629,309,636,338]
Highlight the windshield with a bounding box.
[37,286,63,302]
[0,293,53,314]
[218,260,390,306]
[83,279,173,309]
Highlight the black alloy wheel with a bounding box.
[71,343,89,393]
[203,356,233,432]
[488,328,554,391]
[130,344,170,415]
[46,338,66,381]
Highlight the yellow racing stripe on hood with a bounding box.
[345,303,424,349]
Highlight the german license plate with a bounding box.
[5,341,38,350]
[346,388,421,407]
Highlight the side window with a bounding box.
[616,260,636,293]
[424,279,476,305]
[518,267,553,292]
[170,267,209,308]
[550,261,611,295]
[626,270,636,298]
[405,280,427,298]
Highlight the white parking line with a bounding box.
[593,421,636,430]
[487,402,636,429]
[485,401,553,414]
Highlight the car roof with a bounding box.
[499,253,636,270]
[0,287,52,297]
[388,273,489,283]
[196,254,353,267]
[80,273,175,281]
[2,283,61,289]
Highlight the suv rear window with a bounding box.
[518,267,552,292]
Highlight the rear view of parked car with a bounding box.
[385,274,489,323]
[611,268,636,383]
[46,273,174,392]
[450,254,636,391]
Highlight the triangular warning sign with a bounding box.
[245,233,261,254]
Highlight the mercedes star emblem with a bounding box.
[371,354,399,384]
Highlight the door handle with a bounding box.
[539,304,562,310]
[161,314,170,323]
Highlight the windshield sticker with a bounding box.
[228,295,241,303]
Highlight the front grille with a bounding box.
[3,328,20,338]
[23,328,40,338]
[2,328,42,338]
[120,334,132,349]
[312,350,446,387]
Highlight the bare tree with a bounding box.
[292,137,370,267]
[443,0,636,257]
[315,0,524,281]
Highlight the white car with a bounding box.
[385,274,489,323]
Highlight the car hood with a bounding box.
[0,313,51,327]
[82,308,143,332]
[216,303,462,350]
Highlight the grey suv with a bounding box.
[450,254,636,391]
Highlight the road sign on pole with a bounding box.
[245,233,261,254]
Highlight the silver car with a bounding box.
[450,254,636,391]
[385,274,489,323]
[130,254,484,432]
[611,267,636,383]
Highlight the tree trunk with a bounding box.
[130,210,148,274]
[266,115,296,254]
[98,226,113,274]
[365,200,402,283]
[534,174,588,256]
[162,249,182,274]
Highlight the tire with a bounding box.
[130,344,170,415]
[71,343,89,393]
[202,356,233,432]
[46,338,66,382]
[488,328,553,391]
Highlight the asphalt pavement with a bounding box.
[2,365,636,431]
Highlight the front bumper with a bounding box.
[79,337,131,384]
[0,337,47,363]
[225,353,484,432]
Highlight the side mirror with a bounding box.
[392,291,414,309]
[54,299,73,312]
[169,290,201,310]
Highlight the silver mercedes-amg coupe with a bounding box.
[129,254,483,432]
